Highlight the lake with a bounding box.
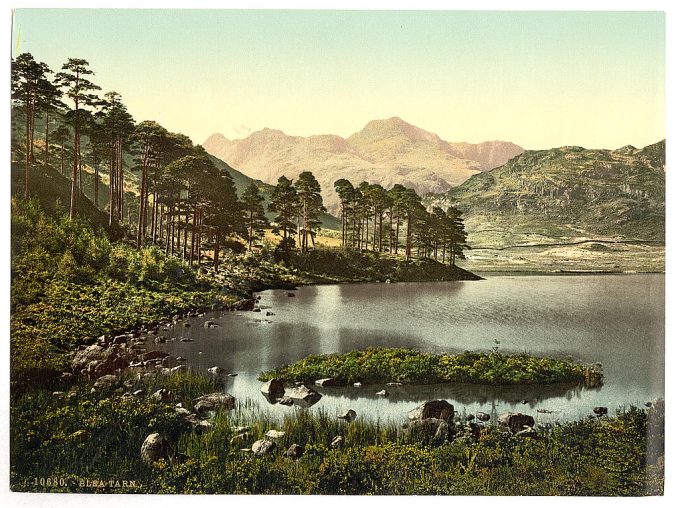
[146,274,664,424]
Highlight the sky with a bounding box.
[11,9,666,150]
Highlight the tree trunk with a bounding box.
[69,97,80,220]
[44,111,49,169]
[24,101,30,199]
[213,234,220,272]
[248,210,254,251]
[60,144,65,176]
[405,214,412,261]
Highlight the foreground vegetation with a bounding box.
[259,347,602,386]
[10,368,663,495]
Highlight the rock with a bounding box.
[170,365,187,374]
[376,389,389,397]
[278,396,294,406]
[265,430,286,439]
[180,337,193,343]
[283,443,303,460]
[593,406,608,416]
[515,427,538,438]
[161,356,180,368]
[338,409,357,422]
[141,351,169,362]
[408,400,455,421]
[140,433,171,464]
[60,372,74,381]
[330,435,344,448]
[385,279,391,284]
[151,388,173,402]
[132,389,144,398]
[251,439,276,456]
[72,344,128,378]
[260,379,285,402]
[227,373,238,377]
[176,356,187,363]
[475,412,491,422]
[288,385,322,406]
[315,378,337,387]
[93,374,118,391]
[252,308,261,313]
[466,414,476,421]
[386,382,402,387]
[112,334,128,345]
[154,337,167,344]
[208,366,224,375]
[174,407,191,417]
[193,392,236,413]
[265,311,274,316]
[499,413,535,434]
[233,299,255,311]
[193,420,212,434]
[230,432,251,445]
[183,323,191,328]
[203,320,217,328]
[353,382,362,387]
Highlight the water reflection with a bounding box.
[146,274,663,423]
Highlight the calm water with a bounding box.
[146,274,664,424]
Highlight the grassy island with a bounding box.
[259,347,603,386]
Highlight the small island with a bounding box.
[259,347,604,386]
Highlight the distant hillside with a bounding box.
[425,141,665,271]
[203,117,523,214]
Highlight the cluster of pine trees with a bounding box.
[334,180,469,266]
[11,51,468,269]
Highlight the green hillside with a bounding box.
[426,141,665,272]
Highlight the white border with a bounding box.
[1,1,677,508]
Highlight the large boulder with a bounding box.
[141,433,172,464]
[260,379,285,402]
[252,439,276,456]
[408,400,455,421]
[288,385,322,407]
[72,344,128,378]
[193,392,236,413]
[499,412,535,434]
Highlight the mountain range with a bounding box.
[203,117,523,214]
[423,140,665,271]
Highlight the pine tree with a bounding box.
[241,182,269,251]
[55,58,101,219]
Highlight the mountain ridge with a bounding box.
[203,117,524,214]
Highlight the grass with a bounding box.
[259,347,602,386]
[10,369,663,495]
